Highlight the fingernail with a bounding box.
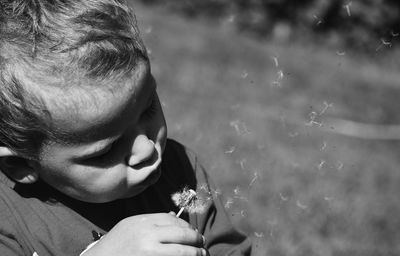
[169,211,176,216]
[201,248,207,256]
[201,235,206,245]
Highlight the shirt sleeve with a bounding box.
[0,198,26,256]
[186,150,253,256]
[0,232,24,256]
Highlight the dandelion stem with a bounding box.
[176,207,185,218]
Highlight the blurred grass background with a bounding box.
[129,1,400,255]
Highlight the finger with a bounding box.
[143,213,191,228]
[156,226,205,247]
[159,244,208,256]
[153,213,193,228]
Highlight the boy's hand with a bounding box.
[81,213,207,256]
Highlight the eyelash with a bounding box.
[94,141,116,160]
[141,97,158,120]
[93,96,158,161]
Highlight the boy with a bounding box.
[0,0,253,255]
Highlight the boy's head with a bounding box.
[0,0,167,203]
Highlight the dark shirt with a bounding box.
[0,139,252,256]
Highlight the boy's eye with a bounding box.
[92,142,115,160]
[141,95,158,120]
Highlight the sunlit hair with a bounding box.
[0,0,147,160]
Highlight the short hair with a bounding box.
[0,0,147,160]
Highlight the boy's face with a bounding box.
[31,59,167,203]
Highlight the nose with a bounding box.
[126,134,156,167]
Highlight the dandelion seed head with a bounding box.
[172,187,208,214]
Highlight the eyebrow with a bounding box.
[75,73,156,160]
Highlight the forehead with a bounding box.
[43,60,152,144]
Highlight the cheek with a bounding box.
[38,163,127,197]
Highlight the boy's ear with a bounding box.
[0,146,39,184]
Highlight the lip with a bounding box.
[146,165,162,185]
[129,146,162,182]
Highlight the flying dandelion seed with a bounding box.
[249,172,258,187]
[232,186,248,201]
[224,146,235,154]
[381,38,392,47]
[343,2,352,16]
[272,56,279,67]
[336,50,346,56]
[271,81,281,87]
[33,252,39,256]
[317,160,326,170]
[224,198,234,209]
[324,196,334,201]
[229,120,241,135]
[320,141,327,151]
[288,132,299,137]
[213,188,222,198]
[199,183,209,193]
[305,119,323,127]
[239,159,246,170]
[296,200,308,209]
[305,111,323,127]
[271,70,284,87]
[266,220,277,238]
[160,101,168,108]
[241,70,249,79]
[376,38,392,51]
[309,111,318,120]
[312,14,323,26]
[279,193,289,201]
[337,161,344,170]
[254,232,264,238]
[230,120,251,135]
[276,70,284,80]
[233,186,241,196]
[241,123,251,135]
[319,101,333,115]
[391,30,399,37]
